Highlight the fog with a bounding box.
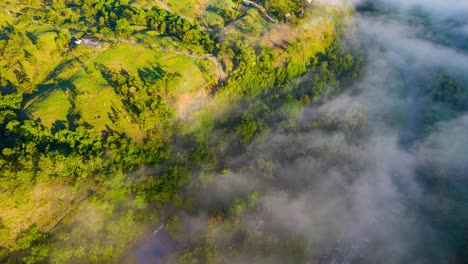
[179,0,468,263]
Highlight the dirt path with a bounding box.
[46,193,88,232]
[243,0,277,23]
[86,84,107,106]
[156,0,171,12]
[158,46,227,82]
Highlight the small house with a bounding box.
[81,36,101,47]
[296,9,305,17]
[73,36,101,47]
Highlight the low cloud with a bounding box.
[176,1,468,263]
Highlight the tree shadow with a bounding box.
[138,65,166,86]
[22,79,79,130]
[75,56,93,75]
[102,124,129,142]
[24,49,34,62]
[24,78,76,103]
[26,31,38,45]
[44,59,72,82]
[108,105,120,124]
[66,112,80,131]
[51,120,68,133]
[0,216,5,229]
[95,63,130,88]
[0,79,17,95]
[206,5,220,13]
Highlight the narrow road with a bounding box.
[243,0,277,23]
[155,0,171,12]
[158,46,227,82]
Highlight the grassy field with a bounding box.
[25,89,71,128]
[9,0,329,142]
[0,11,12,27]
[21,29,216,143]
[135,31,191,52]
[130,0,158,9]
[93,44,156,73]
[204,0,237,29]
[92,42,213,93]
[164,0,202,20]
[17,0,333,138]
[0,1,18,26]
[0,180,89,247]
[24,31,65,83]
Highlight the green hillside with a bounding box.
[0,0,366,263]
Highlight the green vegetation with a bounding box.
[262,0,303,18]
[25,89,71,128]
[0,0,368,263]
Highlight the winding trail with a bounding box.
[243,0,277,23]
[158,46,227,82]
[155,0,171,12]
[46,193,88,232]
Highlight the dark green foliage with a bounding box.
[24,0,214,52]
[420,71,468,132]
[146,7,215,52]
[178,235,220,264]
[262,0,302,18]
[98,65,175,138]
[165,216,181,237]
[2,225,49,264]
[189,144,218,172]
[431,72,466,109]
[137,166,190,204]
[94,1,216,51]
[0,93,22,128]
[94,0,140,30]
[235,113,258,145]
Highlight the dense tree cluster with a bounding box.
[261,0,303,19]
[146,8,215,52]
[13,0,214,52]
[0,87,182,263]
